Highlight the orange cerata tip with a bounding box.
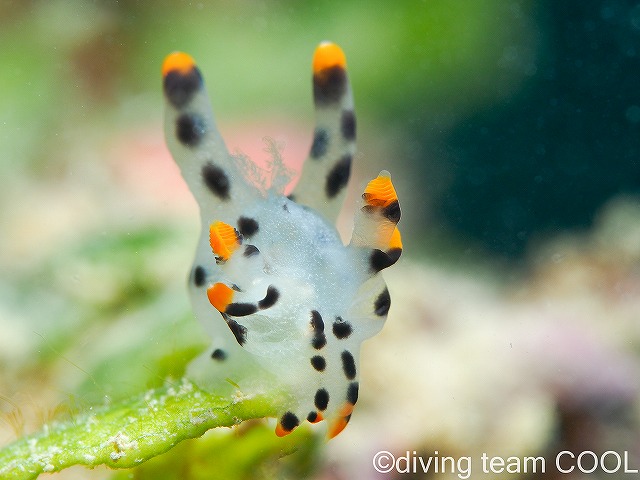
[326,402,355,439]
[275,423,291,437]
[312,41,347,74]
[389,226,403,250]
[309,411,324,423]
[209,221,241,261]
[207,282,234,312]
[363,171,398,207]
[162,51,196,77]
[327,416,350,439]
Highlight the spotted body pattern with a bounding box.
[162,42,402,438]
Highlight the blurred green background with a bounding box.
[1,1,639,479]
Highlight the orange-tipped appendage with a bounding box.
[209,221,241,261]
[207,283,234,312]
[162,51,197,77]
[313,41,347,74]
[363,171,398,207]
[327,416,349,439]
[311,412,324,423]
[326,403,355,439]
[389,226,403,250]
[275,422,293,437]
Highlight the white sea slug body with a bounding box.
[162,42,402,438]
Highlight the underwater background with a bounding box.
[1,1,639,478]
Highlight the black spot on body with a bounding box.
[369,249,395,273]
[243,244,259,257]
[176,113,206,147]
[341,350,356,380]
[280,411,299,432]
[307,411,319,422]
[325,155,352,198]
[310,128,329,159]
[311,333,327,350]
[315,388,329,410]
[287,193,296,202]
[313,66,347,105]
[374,288,391,316]
[211,348,227,361]
[225,302,258,317]
[310,355,326,372]
[312,333,326,350]
[225,318,247,346]
[340,110,356,140]
[332,317,352,339]
[258,286,279,309]
[237,217,259,237]
[346,382,359,405]
[310,310,324,333]
[163,68,203,109]
[382,200,401,223]
[310,311,327,349]
[193,265,206,287]
[202,162,230,200]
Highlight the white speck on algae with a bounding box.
[189,407,216,425]
[101,431,139,461]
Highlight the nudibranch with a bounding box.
[162,42,402,439]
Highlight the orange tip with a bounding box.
[207,283,234,312]
[327,403,355,439]
[363,171,397,208]
[327,416,349,439]
[209,221,241,261]
[313,41,347,74]
[275,422,293,437]
[162,51,197,77]
[389,226,403,250]
[309,411,324,424]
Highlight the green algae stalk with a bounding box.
[0,379,285,480]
